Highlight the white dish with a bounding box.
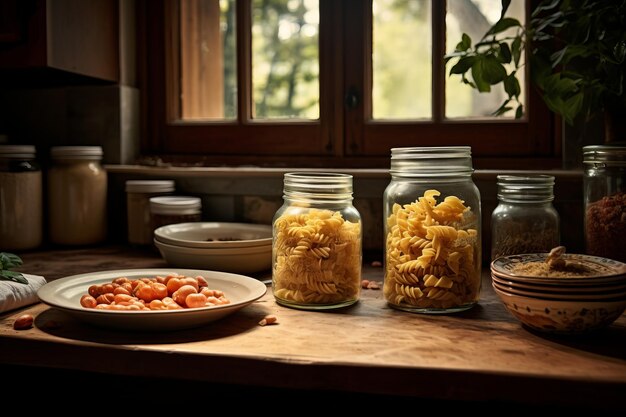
[37,268,267,331]
[154,222,272,249]
[154,239,272,274]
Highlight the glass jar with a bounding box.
[383,147,481,314]
[491,175,560,260]
[149,196,202,232]
[272,172,362,310]
[126,180,175,245]
[48,146,107,245]
[583,145,626,262]
[0,145,42,250]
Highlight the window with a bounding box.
[139,0,559,168]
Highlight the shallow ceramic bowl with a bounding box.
[491,279,626,301]
[492,284,626,334]
[491,253,626,286]
[154,239,271,274]
[491,274,626,294]
[154,222,272,249]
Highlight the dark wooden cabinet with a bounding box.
[0,0,119,83]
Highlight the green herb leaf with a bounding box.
[512,36,522,67]
[455,33,472,52]
[500,0,512,19]
[515,104,524,119]
[0,252,23,270]
[0,270,28,285]
[504,73,521,98]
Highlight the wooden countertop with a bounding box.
[1,245,625,408]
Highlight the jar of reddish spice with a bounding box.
[583,145,626,262]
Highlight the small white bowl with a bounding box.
[154,222,272,249]
[154,239,271,274]
[493,284,626,334]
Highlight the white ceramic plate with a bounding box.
[154,222,272,249]
[37,269,267,331]
[154,239,272,274]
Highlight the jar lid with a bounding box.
[51,146,103,160]
[583,145,626,166]
[0,145,36,158]
[126,180,175,193]
[497,175,555,203]
[150,196,202,215]
[390,146,474,177]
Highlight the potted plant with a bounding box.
[445,0,626,143]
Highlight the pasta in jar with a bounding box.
[272,172,362,310]
[384,189,481,311]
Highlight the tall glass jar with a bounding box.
[383,147,481,314]
[491,175,560,260]
[0,145,42,250]
[48,146,107,245]
[272,172,362,310]
[126,180,175,245]
[583,145,626,262]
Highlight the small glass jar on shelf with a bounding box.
[491,175,560,260]
[583,145,626,262]
[383,147,482,314]
[272,172,362,310]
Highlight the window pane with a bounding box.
[180,0,237,120]
[372,0,432,120]
[251,0,319,120]
[445,0,526,119]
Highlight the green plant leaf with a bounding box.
[0,252,23,270]
[449,56,476,75]
[550,46,568,68]
[504,73,521,98]
[498,42,512,63]
[471,59,491,92]
[481,56,508,84]
[515,104,524,119]
[562,92,584,125]
[500,0,512,19]
[532,0,560,17]
[512,36,522,67]
[486,18,521,36]
[455,33,472,52]
[0,270,28,285]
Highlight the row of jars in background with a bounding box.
[273,145,626,313]
[125,179,201,245]
[0,145,107,250]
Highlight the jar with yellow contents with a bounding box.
[272,172,362,310]
[383,147,482,313]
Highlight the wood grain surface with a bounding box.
[1,245,625,408]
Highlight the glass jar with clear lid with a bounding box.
[583,145,626,262]
[126,180,176,245]
[383,147,481,313]
[491,175,560,260]
[272,172,362,310]
[0,145,42,250]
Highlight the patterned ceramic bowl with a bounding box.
[492,284,626,334]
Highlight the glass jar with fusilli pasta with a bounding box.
[272,172,362,310]
[383,147,482,313]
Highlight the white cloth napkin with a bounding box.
[0,273,47,313]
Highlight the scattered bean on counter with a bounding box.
[13,314,33,330]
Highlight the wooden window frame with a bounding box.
[138,0,560,169]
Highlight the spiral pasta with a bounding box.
[384,189,480,310]
[273,208,361,307]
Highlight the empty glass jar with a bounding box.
[383,147,482,313]
[491,175,560,260]
[272,172,362,310]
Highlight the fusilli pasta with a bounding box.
[273,208,361,307]
[384,189,481,310]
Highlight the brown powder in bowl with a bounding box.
[511,261,595,278]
